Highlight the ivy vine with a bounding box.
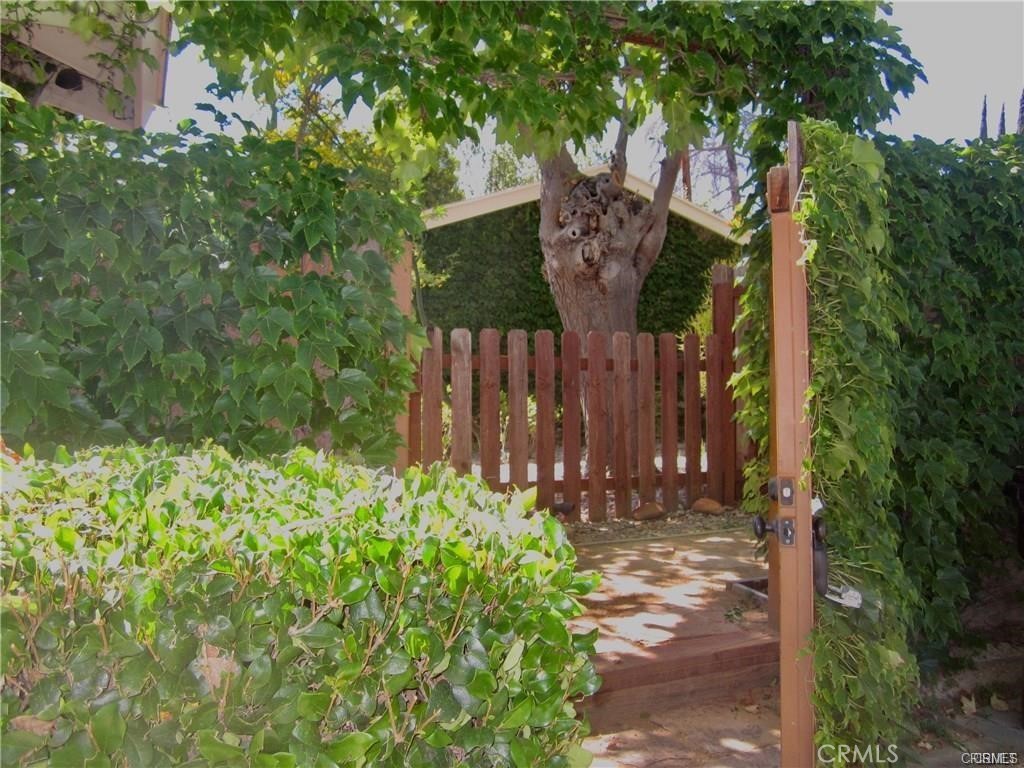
[734,122,1023,762]
[1,103,424,462]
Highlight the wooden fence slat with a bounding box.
[508,330,529,489]
[535,330,556,511]
[422,326,444,466]
[408,368,422,467]
[714,266,737,505]
[683,333,702,504]
[612,332,633,517]
[659,333,679,513]
[479,329,501,488]
[706,332,724,501]
[587,331,608,522]
[637,333,656,505]
[561,331,582,520]
[450,329,473,475]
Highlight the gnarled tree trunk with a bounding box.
[537,123,681,341]
[537,122,681,484]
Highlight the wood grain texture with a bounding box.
[479,328,501,488]
[535,330,556,511]
[507,330,529,489]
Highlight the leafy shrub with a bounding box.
[878,133,1024,653]
[0,444,600,767]
[419,201,738,337]
[1,104,422,461]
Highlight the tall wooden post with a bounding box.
[392,241,415,472]
[767,122,815,767]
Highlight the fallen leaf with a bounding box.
[960,695,977,716]
[743,704,760,714]
[9,715,54,737]
[990,693,1008,712]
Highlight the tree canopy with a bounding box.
[177,1,922,189]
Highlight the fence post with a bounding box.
[507,330,529,489]
[392,241,414,472]
[586,332,608,521]
[450,329,473,475]
[562,332,583,519]
[659,333,679,512]
[705,332,724,501]
[683,333,702,504]
[535,330,556,510]
[421,326,444,466]
[479,329,501,490]
[713,264,738,505]
[612,332,633,515]
[637,334,656,505]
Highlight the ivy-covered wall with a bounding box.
[0,105,423,462]
[419,201,738,335]
[734,122,1023,762]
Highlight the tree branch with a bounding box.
[651,149,682,218]
[609,103,630,185]
[635,148,682,276]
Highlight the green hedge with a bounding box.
[879,133,1024,652]
[734,123,1024,763]
[419,202,737,336]
[0,104,423,462]
[0,445,600,767]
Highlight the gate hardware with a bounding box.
[766,476,796,506]
[753,515,796,546]
[824,585,863,609]
[812,499,828,597]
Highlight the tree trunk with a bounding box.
[536,125,681,499]
[537,132,681,342]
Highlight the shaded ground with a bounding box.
[570,528,780,767]
[565,506,750,547]
[567,522,1024,767]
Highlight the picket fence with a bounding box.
[402,266,745,520]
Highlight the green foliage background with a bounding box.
[0,105,423,462]
[0,445,600,767]
[419,202,738,335]
[733,122,1024,762]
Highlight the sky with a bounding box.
[147,1,1024,198]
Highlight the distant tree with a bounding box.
[980,95,989,139]
[1018,89,1024,134]
[484,143,538,194]
[997,103,1006,137]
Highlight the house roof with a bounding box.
[423,166,749,244]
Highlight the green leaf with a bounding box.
[91,702,127,752]
[197,730,246,763]
[297,622,342,649]
[566,744,595,768]
[338,574,372,605]
[297,691,331,720]
[122,329,156,371]
[326,732,376,764]
[498,698,532,730]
